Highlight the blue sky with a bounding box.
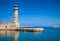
[0,0,60,27]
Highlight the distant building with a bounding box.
[0,22,16,29]
[0,5,19,29]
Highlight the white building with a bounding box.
[0,5,19,29]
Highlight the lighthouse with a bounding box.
[14,5,19,28]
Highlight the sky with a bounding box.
[0,0,60,27]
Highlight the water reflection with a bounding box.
[0,28,60,41]
[0,31,19,41]
[0,30,41,41]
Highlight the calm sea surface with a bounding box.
[0,27,60,41]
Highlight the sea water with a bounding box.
[0,27,60,41]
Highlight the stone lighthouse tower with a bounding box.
[14,5,19,28]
